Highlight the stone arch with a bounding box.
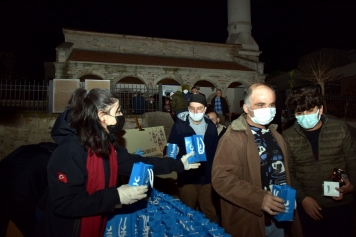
[72,70,106,81]
[114,76,148,113]
[154,77,182,86]
[79,74,103,82]
[225,80,248,115]
[228,81,243,88]
[227,77,253,88]
[114,76,148,94]
[116,76,146,84]
[193,80,219,105]
[193,79,217,89]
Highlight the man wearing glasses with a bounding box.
[166,94,219,223]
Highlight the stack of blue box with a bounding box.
[104,189,231,237]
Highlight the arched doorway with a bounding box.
[115,77,148,114]
[156,78,181,86]
[79,74,103,82]
[227,81,246,119]
[193,80,216,105]
[79,74,104,88]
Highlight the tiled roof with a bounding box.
[69,49,253,71]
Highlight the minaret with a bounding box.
[226,0,260,58]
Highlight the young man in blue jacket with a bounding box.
[167,94,219,222]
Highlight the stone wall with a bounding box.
[4,111,352,162]
[0,112,58,160]
[0,112,171,161]
[63,29,240,62]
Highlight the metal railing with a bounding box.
[324,93,356,119]
[113,83,163,114]
[0,80,48,112]
[0,80,165,113]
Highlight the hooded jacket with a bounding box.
[282,114,356,208]
[212,114,295,237]
[167,112,218,186]
[171,91,188,112]
[44,109,185,237]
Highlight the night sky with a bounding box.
[1,0,356,80]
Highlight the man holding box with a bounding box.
[167,94,219,223]
[283,87,356,237]
[212,83,301,237]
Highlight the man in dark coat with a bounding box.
[167,94,219,222]
[191,86,206,98]
[132,91,146,114]
[210,89,229,126]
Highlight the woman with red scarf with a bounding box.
[42,88,198,237]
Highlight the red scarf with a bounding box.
[80,144,118,237]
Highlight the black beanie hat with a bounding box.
[189,94,207,107]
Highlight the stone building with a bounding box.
[55,28,264,89]
[53,0,265,114]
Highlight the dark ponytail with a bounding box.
[68,88,120,157]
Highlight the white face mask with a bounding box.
[189,108,206,122]
[183,89,188,94]
[189,112,204,121]
[248,107,276,125]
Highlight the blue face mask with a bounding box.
[296,109,320,129]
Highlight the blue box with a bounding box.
[167,143,179,159]
[272,184,296,221]
[104,213,132,237]
[128,162,154,187]
[184,135,206,164]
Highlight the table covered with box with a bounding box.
[104,160,230,237]
[104,188,231,237]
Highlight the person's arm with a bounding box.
[211,133,268,216]
[116,146,184,176]
[171,95,177,112]
[341,123,356,193]
[47,145,120,217]
[210,97,215,111]
[283,136,308,203]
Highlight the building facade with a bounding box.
[55,28,265,93]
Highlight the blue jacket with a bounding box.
[132,94,146,114]
[183,92,191,105]
[167,112,219,185]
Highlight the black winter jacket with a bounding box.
[283,115,356,208]
[0,142,57,207]
[167,112,218,186]
[44,109,185,237]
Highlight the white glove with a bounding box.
[117,184,148,205]
[181,151,201,170]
